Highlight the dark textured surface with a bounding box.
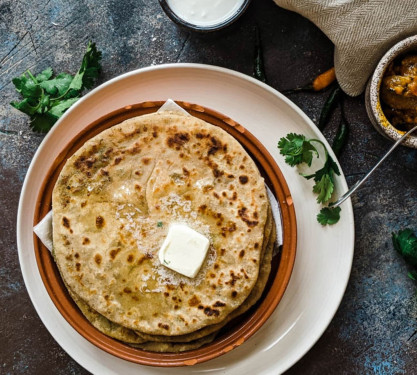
[1,0,417,374]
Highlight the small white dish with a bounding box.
[158,0,251,33]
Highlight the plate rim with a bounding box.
[17,63,355,374]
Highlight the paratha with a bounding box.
[66,284,146,344]
[52,112,269,336]
[64,211,275,351]
[134,208,274,343]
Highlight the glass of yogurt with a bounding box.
[159,0,251,32]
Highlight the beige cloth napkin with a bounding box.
[274,0,417,96]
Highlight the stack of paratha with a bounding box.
[52,111,276,352]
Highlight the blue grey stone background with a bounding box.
[1,0,417,374]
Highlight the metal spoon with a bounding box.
[332,125,417,208]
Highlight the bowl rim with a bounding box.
[158,0,251,33]
[368,34,417,148]
[33,100,297,367]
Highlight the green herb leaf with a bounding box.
[30,113,58,133]
[278,132,343,225]
[312,174,334,203]
[157,221,163,228]
[10,98,38,116]
[69,42,102,91]
[40,72,74,97]
[317,207,341,225]
[20,74,43,99]
[305,157,340,204]
[392,229,417,267]
[10,41,102,133]
[48,97,80,118]
[36,67,53,82]
[278,133,318,167]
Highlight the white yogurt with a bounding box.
[166,0,246,27]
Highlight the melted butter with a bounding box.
[166,0,245,27]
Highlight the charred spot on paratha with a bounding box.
[62,216,70,229]
[203,307,220,317]
[167,132,190,148]
[109,248,121,260]
[221,221,237,237]
[207,136,224,156]
[237,207,259,227]
[95,215,105,228]
[239,175,249,184]
[94,254,102,265]
[158,323,170,330]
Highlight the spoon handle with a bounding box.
[332,125,417,208]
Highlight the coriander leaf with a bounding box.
[40,72,73,96]
[48,97,79,118]
[326,155,341,176]
[304,156,340,204]
[11,41,102,133]
[392,229,417,267]
[12,75,27,92]
[21,75,43,99]
[278,133,318,166]
[10,98,38,116]
[37,95,51,114]
[278,131,343,226]
[312,173,334,203]
[36,67,53,82]
[317,206,341,225]
[69,42,102,91]
[30,113,58,133]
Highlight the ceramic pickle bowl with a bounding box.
[365,35,417,149]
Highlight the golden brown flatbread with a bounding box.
[52,112,269,336]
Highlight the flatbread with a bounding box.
[66,285,146,344]
[53,112,269,336]
[130,333,217,353]
[134,208,274,343]
[63,207,275,349]
[131,216,276,352]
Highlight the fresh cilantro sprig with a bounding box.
[10,42,101,133]
[392,229,417,280]
[303,152,340,204]
[278,133,341,225]
[278,133,318,167]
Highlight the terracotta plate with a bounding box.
[33,101,297,367]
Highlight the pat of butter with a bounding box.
[158,223,210,278]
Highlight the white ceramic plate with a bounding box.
[17,64,354,374]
